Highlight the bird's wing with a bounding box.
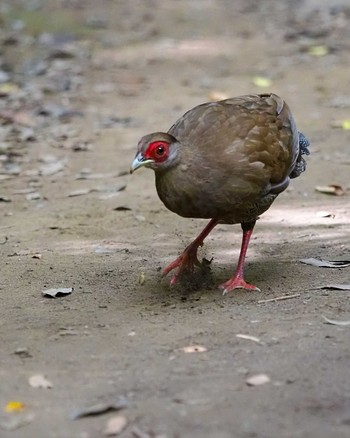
[168,93,299,187]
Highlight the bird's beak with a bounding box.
[130,153,154,174]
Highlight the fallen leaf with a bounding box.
[68,188,92,197]
[14,348,32,358]
[180,345,207,353]
[322,316,350,326]
[113,206,132,211]
[28,374,53,389]
[308,45,329,56]
[71,141,94,152]
[104,415,128,436]
[25,192,41,201]
[236,334,261,343]
[139,272,146,285]
[252,76,272,88]
[315,185,345,196]
[316,284,350,291]
[316,211,335,218]
[32,253,42,259]
[42,287,73,298]
[300,258,350,268]
[13,188,38,195]
[70,396,129,420]
[0,196,11,202]
[0,82,19,96]
[341,120,350,130]
[39,160,66,176]
[4,401,25,413]
[245,374,271,386]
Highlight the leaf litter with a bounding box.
[104,415,128,436]
[236,334,261,343]
[315,284,350,291]
[42,287,73,298]
[28,374,53,389]
[70,396,129,420]
[245,374,271,386]
[315,184,345,196]
[300,258,350,268]
[322,316,350,326]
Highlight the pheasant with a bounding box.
[130,93,309,294]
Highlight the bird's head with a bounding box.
[130,132,179,174]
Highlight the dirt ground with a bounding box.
[1,1,350,437]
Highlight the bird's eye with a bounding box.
[146,140,169,162]
[156,145,165,156]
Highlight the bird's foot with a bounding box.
[218,275,260,295]
[162,246,203,285]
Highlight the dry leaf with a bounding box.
[28,374,53,389]
[4,401,26,413]
[26,192,41,201]
[322,316,350,326]
[70,397,128,420]
[42,287,73,298]
[316,211,335,218]
[245,374,271,386]
[39,160,66,176]
[236,334,261,343]
[114,206,132,211]
[180,345,207,353]
[0,82,19,96]
[252,76,272,88]
[308,45,329,56]
[300,258,350,268]
[104,415,128,436]
[315,185,345,196]
[138,272,146,285]
[317,284,350,291]
[341,120,350,130]
[68,188,92,197]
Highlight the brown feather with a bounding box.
[152,93,299,223]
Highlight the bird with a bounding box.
[130,93,309,294]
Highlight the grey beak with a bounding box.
[130,153,154,174]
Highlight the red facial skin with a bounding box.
[144,141,170,163]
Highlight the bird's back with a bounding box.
[156,93,304,223]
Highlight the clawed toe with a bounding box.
[218,276,260,295]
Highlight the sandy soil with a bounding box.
[1,1,350,437]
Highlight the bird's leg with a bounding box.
[219,221,260,294]
[163,218,219,285]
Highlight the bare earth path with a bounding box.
[0,1,350,437]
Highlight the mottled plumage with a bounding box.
[131,93,309,293]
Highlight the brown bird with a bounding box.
[130,93,309,294]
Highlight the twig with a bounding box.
[258,293,300,304]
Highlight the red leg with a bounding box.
[163,218,219,285]
[218,221,260,294]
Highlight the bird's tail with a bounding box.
[298,132,310,155]
[290,132,310,179]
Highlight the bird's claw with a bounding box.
[163,249,207,285]
[219,276,260,295]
